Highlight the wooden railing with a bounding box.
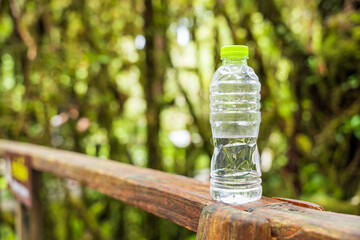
[1,139,360,240]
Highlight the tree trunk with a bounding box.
[143,0,163,239]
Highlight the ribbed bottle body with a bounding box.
[209,62,262,204]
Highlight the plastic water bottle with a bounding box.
[209,45,262,204]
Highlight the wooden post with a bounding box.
[196,204,271,240]
[15,201,27,240]
[14,170,43,240]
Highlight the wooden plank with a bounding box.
[197,204,270,240]
[1,139,360,239]
[0,139,215,232]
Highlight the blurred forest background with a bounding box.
[1,0,360,239]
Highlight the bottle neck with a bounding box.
[222,57,248,66]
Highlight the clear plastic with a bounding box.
[209,57,262,204]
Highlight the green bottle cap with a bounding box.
[220,45,249,58]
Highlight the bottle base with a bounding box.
[210,185,262,205]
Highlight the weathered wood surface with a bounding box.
[0,139,213,232]
[272,197,325,211]
[1,139,360,239]
[197,204,271,240]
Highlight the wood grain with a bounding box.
[197,204,270,240]
[272,197,325,211]
[0,139,214,232]
[252,204,360,239]
[1,139,360,239]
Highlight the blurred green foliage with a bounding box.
[0,0,360,239]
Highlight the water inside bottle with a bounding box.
[210,137,262,204]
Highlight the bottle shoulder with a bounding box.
[211,64,259,84]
